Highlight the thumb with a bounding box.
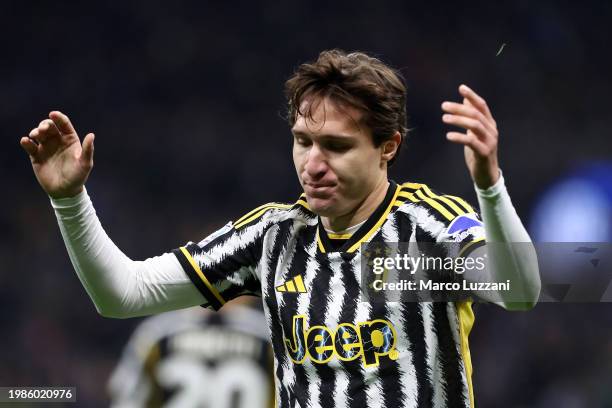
[81,133,95,166]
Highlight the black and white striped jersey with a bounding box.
[108,304,274,408]
[173,180,486,408]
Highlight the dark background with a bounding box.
[2,1,611,406]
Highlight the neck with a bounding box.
[322,177,390,232]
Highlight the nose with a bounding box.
[304,144,328,179]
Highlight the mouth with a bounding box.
[304,182,336,198]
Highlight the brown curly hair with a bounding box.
[285,49,408,165]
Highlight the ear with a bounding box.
[380,131,402,163]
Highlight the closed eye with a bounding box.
[324,141,352,152]
[294,135,312,146]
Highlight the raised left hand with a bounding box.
[442,84,500,189]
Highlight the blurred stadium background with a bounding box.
[2,1,611,406]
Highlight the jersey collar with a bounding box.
[316,181,400,254]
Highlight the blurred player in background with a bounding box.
[21,50,540,407]
[108,297,274,408]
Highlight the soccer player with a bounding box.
[108,298,274,408]
[21,50,540,407]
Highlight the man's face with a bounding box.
[292,96,386,218]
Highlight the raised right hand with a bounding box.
[20,111,95,199]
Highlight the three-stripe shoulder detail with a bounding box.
[233,195,311,229]
[393,182,476,220]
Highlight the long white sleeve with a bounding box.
[51,189,205,318]
[466,170,541,309]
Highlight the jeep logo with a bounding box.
[284,315,399,367]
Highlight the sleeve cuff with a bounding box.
[475,169,505,200]
[50,188,89,209]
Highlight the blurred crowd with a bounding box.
[2,1,611,406]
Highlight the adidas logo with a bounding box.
[276,275,307,293]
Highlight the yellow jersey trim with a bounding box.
[296,198,310,210]
[458,238,486,257]
[446,195,475,213]
[456,300,475,408]
[235,202,277,225]
[402,182,422,189]
[414,189,455,220]
[234,195,311,230]
[328,232,353,239]
[347,185,401,253]
[401,182,474,219]
[421,185,465,216]
[234,204,292,229]
[397,191,419,202]
[179,247,226,307]
[393,191,418,208]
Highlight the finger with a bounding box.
[442,114,490,141]
[28,127,42,142]
[441,101,496,134]
[462,96,496,130]
[459,84,493,120]
[36,119,61,143]
[20,136,39,157]
[446,131,488,155]
[80,133,95,167]
[49,111,77,136]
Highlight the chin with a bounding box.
[306,196,338,217]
